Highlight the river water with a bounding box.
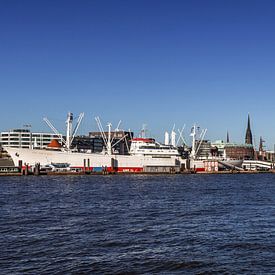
[0,174,274,274]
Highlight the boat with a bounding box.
[4,113,183,173]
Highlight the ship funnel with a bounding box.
[164,131,169,145]
[171,131,176,147]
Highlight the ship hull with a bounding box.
[4,147,179,173]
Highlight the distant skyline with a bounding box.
[0,0,275,149]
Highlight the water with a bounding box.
[0,174,274,274]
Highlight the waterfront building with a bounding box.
[0,129,63,149]
[211,140,254,160]
[224,144,254,160]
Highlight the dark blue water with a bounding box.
[0,174,274,274]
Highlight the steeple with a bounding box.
[245,114,253,145]
[259,136,265,152]
[226,131,230,143]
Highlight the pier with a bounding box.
[0,161,274,176]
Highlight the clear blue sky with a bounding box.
[0,0,274,148]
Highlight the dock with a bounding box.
[0,165,273,176]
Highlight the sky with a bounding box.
[0,0,275,148]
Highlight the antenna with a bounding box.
[141,124,147,138]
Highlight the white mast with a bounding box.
[190,124,196,159]
[190,124,207,159]
[44,112,84,150]
[66,112,73,150]
[141,124,147,138]
[107,123,112,155]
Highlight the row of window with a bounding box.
[1,133,61,138]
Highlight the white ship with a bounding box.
[4,113,182,173]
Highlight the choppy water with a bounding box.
[0,174,274,274]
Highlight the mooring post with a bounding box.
[18,160,22,174]
[25,164,29,176]
[34,163,40,176]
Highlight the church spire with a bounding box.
[226,131,230,143]
[245,114,253,145]
[259,136,264,152]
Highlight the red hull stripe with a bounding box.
[21,165,144,173]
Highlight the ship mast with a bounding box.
[190,124,207,159]
[66,112,73,150]
[107,123,112,155]
[44,112,84,151]
[190,124,196,159]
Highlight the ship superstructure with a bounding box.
[129,138,179,157]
